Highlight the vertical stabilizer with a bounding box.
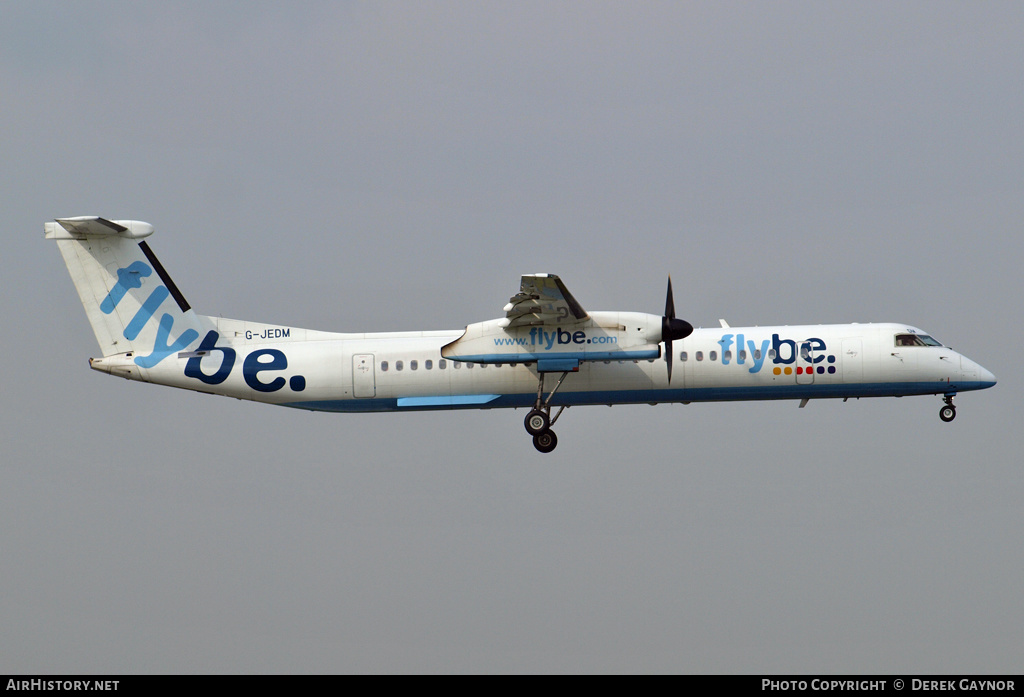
[45,217,206,367]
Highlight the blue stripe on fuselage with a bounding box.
[397,394,501,407]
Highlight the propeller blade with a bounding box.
[661,277,693,344]
[665,276,676,320]
[661,276,693,384]
[666,338,674,383]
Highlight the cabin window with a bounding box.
[724,350,732,361]
[396,360,404,371]
[768,349,777,359]
[410,360,418,371]
[453,361,461,369]
[439,359,447,369]
[680,351,688,361]
[738,350,747,361]
[380,361,389,372]
[753,349,761,360]
[425,360,433,370]
[696,351,704,362]
[710,351,717,361]
[466,362,474,369]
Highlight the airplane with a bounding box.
[46,216,997,453]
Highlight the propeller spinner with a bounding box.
[661,276,693,383]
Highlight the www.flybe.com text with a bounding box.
[493,328,619,350]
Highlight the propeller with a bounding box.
[661,276,693,384]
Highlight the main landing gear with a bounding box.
[939,394,957,423]
[525,370,571,453]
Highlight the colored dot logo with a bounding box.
[773,356,837,375]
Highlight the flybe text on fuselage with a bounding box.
[183,330,307,394]
[714,333,838,375]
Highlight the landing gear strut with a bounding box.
[525,370,570,453]
[939,394,957,423]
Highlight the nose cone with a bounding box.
[962,355,997,390]
[979,365,997,388]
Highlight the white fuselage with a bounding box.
[90,318,996,413]
[46,218,997,452]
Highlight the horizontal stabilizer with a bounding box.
[46,217,154,240]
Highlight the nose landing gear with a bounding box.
[939,394,957,422]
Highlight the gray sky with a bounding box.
[2,1,1021,673]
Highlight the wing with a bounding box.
[503,274,589,327]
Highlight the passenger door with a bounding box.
[352,354,375,398]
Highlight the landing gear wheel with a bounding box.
[939,405,957,422]
[524,409,550,436]
[533,429,558,453]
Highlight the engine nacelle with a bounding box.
[441,311,664,365]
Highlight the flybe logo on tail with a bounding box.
[717,333,837,375]
[102,262,198,368]
[104,262,307,391]
[100,261,150,313]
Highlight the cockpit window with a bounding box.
[895,333,943,347]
